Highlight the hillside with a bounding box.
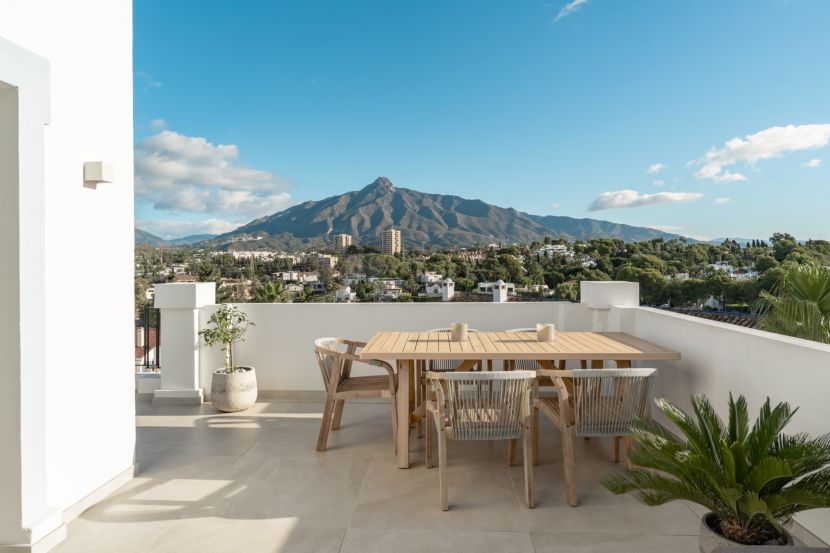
[204,177,685,250]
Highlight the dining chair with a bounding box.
[537,368,656,506]
[504,327,562,466]
[425,370,537,510]
[313,337,398,453]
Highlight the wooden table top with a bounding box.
[360,331,680,361]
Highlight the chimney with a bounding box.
[442,278,455,302]
[493,279,508,303]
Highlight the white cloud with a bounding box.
[135,71,163,93]
[554,0,590,22]
[802,158,822,168]
[137,218,239,240]
[552,203,561,209]
[652,179,665,187]
[650,225,684,233]
[647,163,667,174]
[713,197,731,205]
[694,124,830,182]
[588,189,703,211]
[149,118,167,130]
[135,129,293,220]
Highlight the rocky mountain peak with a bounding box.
[363,176,396,193]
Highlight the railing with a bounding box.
[135,306,160,372]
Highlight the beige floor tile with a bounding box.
[530,531,699,553]
[340,528,535,553]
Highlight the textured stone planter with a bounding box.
[210,367,257,412]
[700,513,793,553]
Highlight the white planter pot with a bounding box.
[211,366,257,412]
[699,513,793,553]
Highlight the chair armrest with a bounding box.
[340,351,396,377]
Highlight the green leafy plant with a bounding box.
[755,263,830,344]
[198,304,254,373]
[602,394,830,545]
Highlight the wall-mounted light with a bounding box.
[83,161,113,186]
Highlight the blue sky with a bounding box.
[134,0,830,241]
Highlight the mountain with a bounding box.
[207,177,685,250]
[168,234,217,246]
[135,228,168,247]
[708,237,764,246]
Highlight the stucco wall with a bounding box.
[0,0,135,540]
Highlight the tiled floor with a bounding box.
[52,398,701,553]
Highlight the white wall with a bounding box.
[612,306,830,544]
[0,0,135,546]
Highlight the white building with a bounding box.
[477,281,516,295]
[417,271,443,284]
[333,233,352,255]
[1,2,135,550]
[381,228,402,255]
[536,244,574,259]
[335,286,357,303]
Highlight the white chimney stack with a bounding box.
[442,278,455,302]
[493,279,508,303]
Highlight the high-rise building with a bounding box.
[381,229,402,255]
[333,233,352,255]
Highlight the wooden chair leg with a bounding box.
[561,427,578,507]
[523,429,534,508]
[390,397,398,455]
[331,400,345,430]
[532,406,540,465]
[425,413,434,468]
[623,436,633,470]
[316,397,336,452]
[507,439,516,466]
[438,430,448,511]
[612,436,621,463]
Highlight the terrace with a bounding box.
[3,4,830,552]
[106,283,830,552]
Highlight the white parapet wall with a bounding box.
[609,305,830,544]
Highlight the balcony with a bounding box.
[102,282,830,553]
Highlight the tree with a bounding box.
[253,281,291,303]
[756,263,830,344]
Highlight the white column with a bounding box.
[153,283,215,405]
[580,281,640,331]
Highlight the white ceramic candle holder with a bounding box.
[451,322,469,342]
[536,323,555,342]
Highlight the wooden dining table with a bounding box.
[360,330,681,468]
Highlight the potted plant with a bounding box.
[199,304,257,412]
[602,394,830,552]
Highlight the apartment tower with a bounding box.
[333,233,352,255]
[381,229,402,255]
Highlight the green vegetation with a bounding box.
[198,304,254,373]
[756,263,830,344]
[602,394,830,545]
[135,233,830,341]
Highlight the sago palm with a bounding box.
[602,394,830,545]
[756,263,830,344]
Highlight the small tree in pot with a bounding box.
[602,394,830,551]
[199,304,257,412]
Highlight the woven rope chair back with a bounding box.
[425,328,478,372]
[432,370,535,441]
[561,368,655,437]
[505,328,539,371]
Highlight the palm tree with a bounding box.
[755,263,830,343]
[253,281,291,303]
[602,394,830,545]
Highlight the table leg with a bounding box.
[397,360,412,468]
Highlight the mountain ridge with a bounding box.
[206,177,685,250]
